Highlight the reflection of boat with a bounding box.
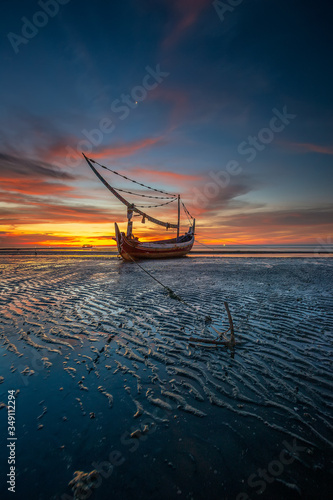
[83,154,195,261]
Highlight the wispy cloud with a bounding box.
[0,152,74,180]
[193,205,333,244]
[284,142,333,155]
[0,152,81,199]
[187,174,258,216]
[215,206,333,230]
[0,178,78,197]
[92,137,163,159]
[162,0,211,48]
[149,86,189,130]
[0,199,120,226]
[48,136,164,164]
[132,167,202,182]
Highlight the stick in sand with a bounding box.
[223,301,235,346]
[190,301,236,347]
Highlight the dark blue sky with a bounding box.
[1,0,332,245]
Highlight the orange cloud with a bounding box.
[48,136,163,164]
[192,206,333,245]
[192,226,331,246]
[0,200,122,225]
[94,137,163,159]
[0,177,78,197]
[0,232,78,247]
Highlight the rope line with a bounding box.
[111,187,175,200]
[124,253,211,323]
[89,158,177,197]
[128,250,269,334]
[135,198,177,209]
[182,205,192,225]
[181,201,194,220]
[194,239,219,250]
[180,201,194,227]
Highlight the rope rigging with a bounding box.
[88,157,177,198]
[83,153,194,230]
[134,198,178,209]
[182,204,192,225]
[112,187,176,199]
[181,201,194,221]
[83,154,178,229]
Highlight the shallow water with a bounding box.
[0,256,332,499]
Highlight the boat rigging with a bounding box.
[83,153,195,260]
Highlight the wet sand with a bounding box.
[0,255,332,499]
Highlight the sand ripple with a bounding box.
[1,255,332,456]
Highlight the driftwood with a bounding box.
[189,302,236,348]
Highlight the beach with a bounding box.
[0,254,332,499]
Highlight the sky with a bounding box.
[0,0,332,247]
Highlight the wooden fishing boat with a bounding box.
[83,154,195,260]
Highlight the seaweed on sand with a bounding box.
[68,470,100,500]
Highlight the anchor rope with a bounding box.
[123,253,212,324]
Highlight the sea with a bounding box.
[0,243,332,256]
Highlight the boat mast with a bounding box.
[177,194,180,239]
[127,207,133,238]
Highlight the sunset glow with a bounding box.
[1,0,332,248]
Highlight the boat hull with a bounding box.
[114,223,194,260]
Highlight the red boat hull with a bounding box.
[114,223,194,260]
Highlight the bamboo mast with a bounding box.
[127,208,133,237]
[177,195,180,239]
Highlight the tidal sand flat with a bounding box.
[0,255,332,499]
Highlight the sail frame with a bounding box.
[83,154,179,229]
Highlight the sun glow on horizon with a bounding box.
[0,219,326,248]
